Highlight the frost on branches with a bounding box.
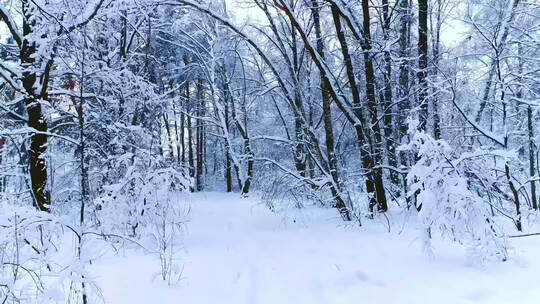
[407,131,510,261]
[94,160,191,284]
[0,206,101,303]
[0,162,191,303]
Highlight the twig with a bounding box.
[508,232,540,238]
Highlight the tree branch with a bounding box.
[0,4,22,48]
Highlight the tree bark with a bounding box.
[398,0,412,202]
[172,102,182,163]
[290,17,307,179]
[517,43,537,209]
[187,110,194,183]
[312,0,351,221]
[180,96,186,164]
[196,79,205,191]
[432,0,442,140]
[163,113,174,157]
[417,0,429,132]
[233,101,253,196]
[527,105,537,209]
[330,2,385,212]
[278,0,388,214]
[0,137,5,193]
[224,92,233,192]
[475,0,521,123]
[183,59,195,189]
[22,0,50,212]
[506,163,522,231]
[381,0,398,184]
[361,0,388,212]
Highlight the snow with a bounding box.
[92,192,540,304]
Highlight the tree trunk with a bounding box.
[398,0,412,202]
[196,79,205,191]
[312,0,351,221]
[381,0,398,184]
[475,0,521,123]
[180,96,186,164]
[22,0,50,212]
[290,18,307,178]
[224,95,233,192]
[361,0,388,212]
[172,102,182,163]
[330,2,385,212]
[279,0,388,215]
[0,137,5,193]
[183,63,195,189]
[258,0,326,186]
[506,163,522,231]
[187,113,194,183]
[514,42,536,210]
[235,113,253,196]
[75,64,89,224]
[432,0,442,140]
[417,0,429,132]
[528,105,537,209]
[163,114,174,157]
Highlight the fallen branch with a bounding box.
[507,232,540,238]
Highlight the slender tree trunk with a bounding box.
[417,0,429,132]
[514,43,537,210]
[528,105,537,209]
[506,163,522,231]
[76,59,89,225]
[496,33,521,230]
[183,63,195,188]
[290,18,307,178]
[234,107,253,196]
[221,64,253,195]
[432,0,442,139]
[330,3,385,212]
[312,0,351,221]
[22,0,50,212]
[240,136,253,196]
[475,0,521,123]
[180,98,186,163]
[172,102,182,163]
[224,94,232,192]
[414,0,429,212]
[120,10,128,59]
[476,67,495,123]
[398,0,411,201]
[196,79,205,191]
[187,113,194,182]
[361,0,388,212]
[182,58,190,166]
[279,0,387,214]
[381,0,398,184]
[258,0,328,188]
[0,137,5,193]
[163,114,174,157]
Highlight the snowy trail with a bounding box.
[92,192,540,304]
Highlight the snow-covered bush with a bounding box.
[94,159,190,284]
[95,159,190,234]
[0,205,103,304]
[407,132,510,261]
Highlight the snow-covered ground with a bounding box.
[92,192,540,304]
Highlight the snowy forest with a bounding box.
[0,0,539,302]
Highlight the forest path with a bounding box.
[92,192,540,304]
